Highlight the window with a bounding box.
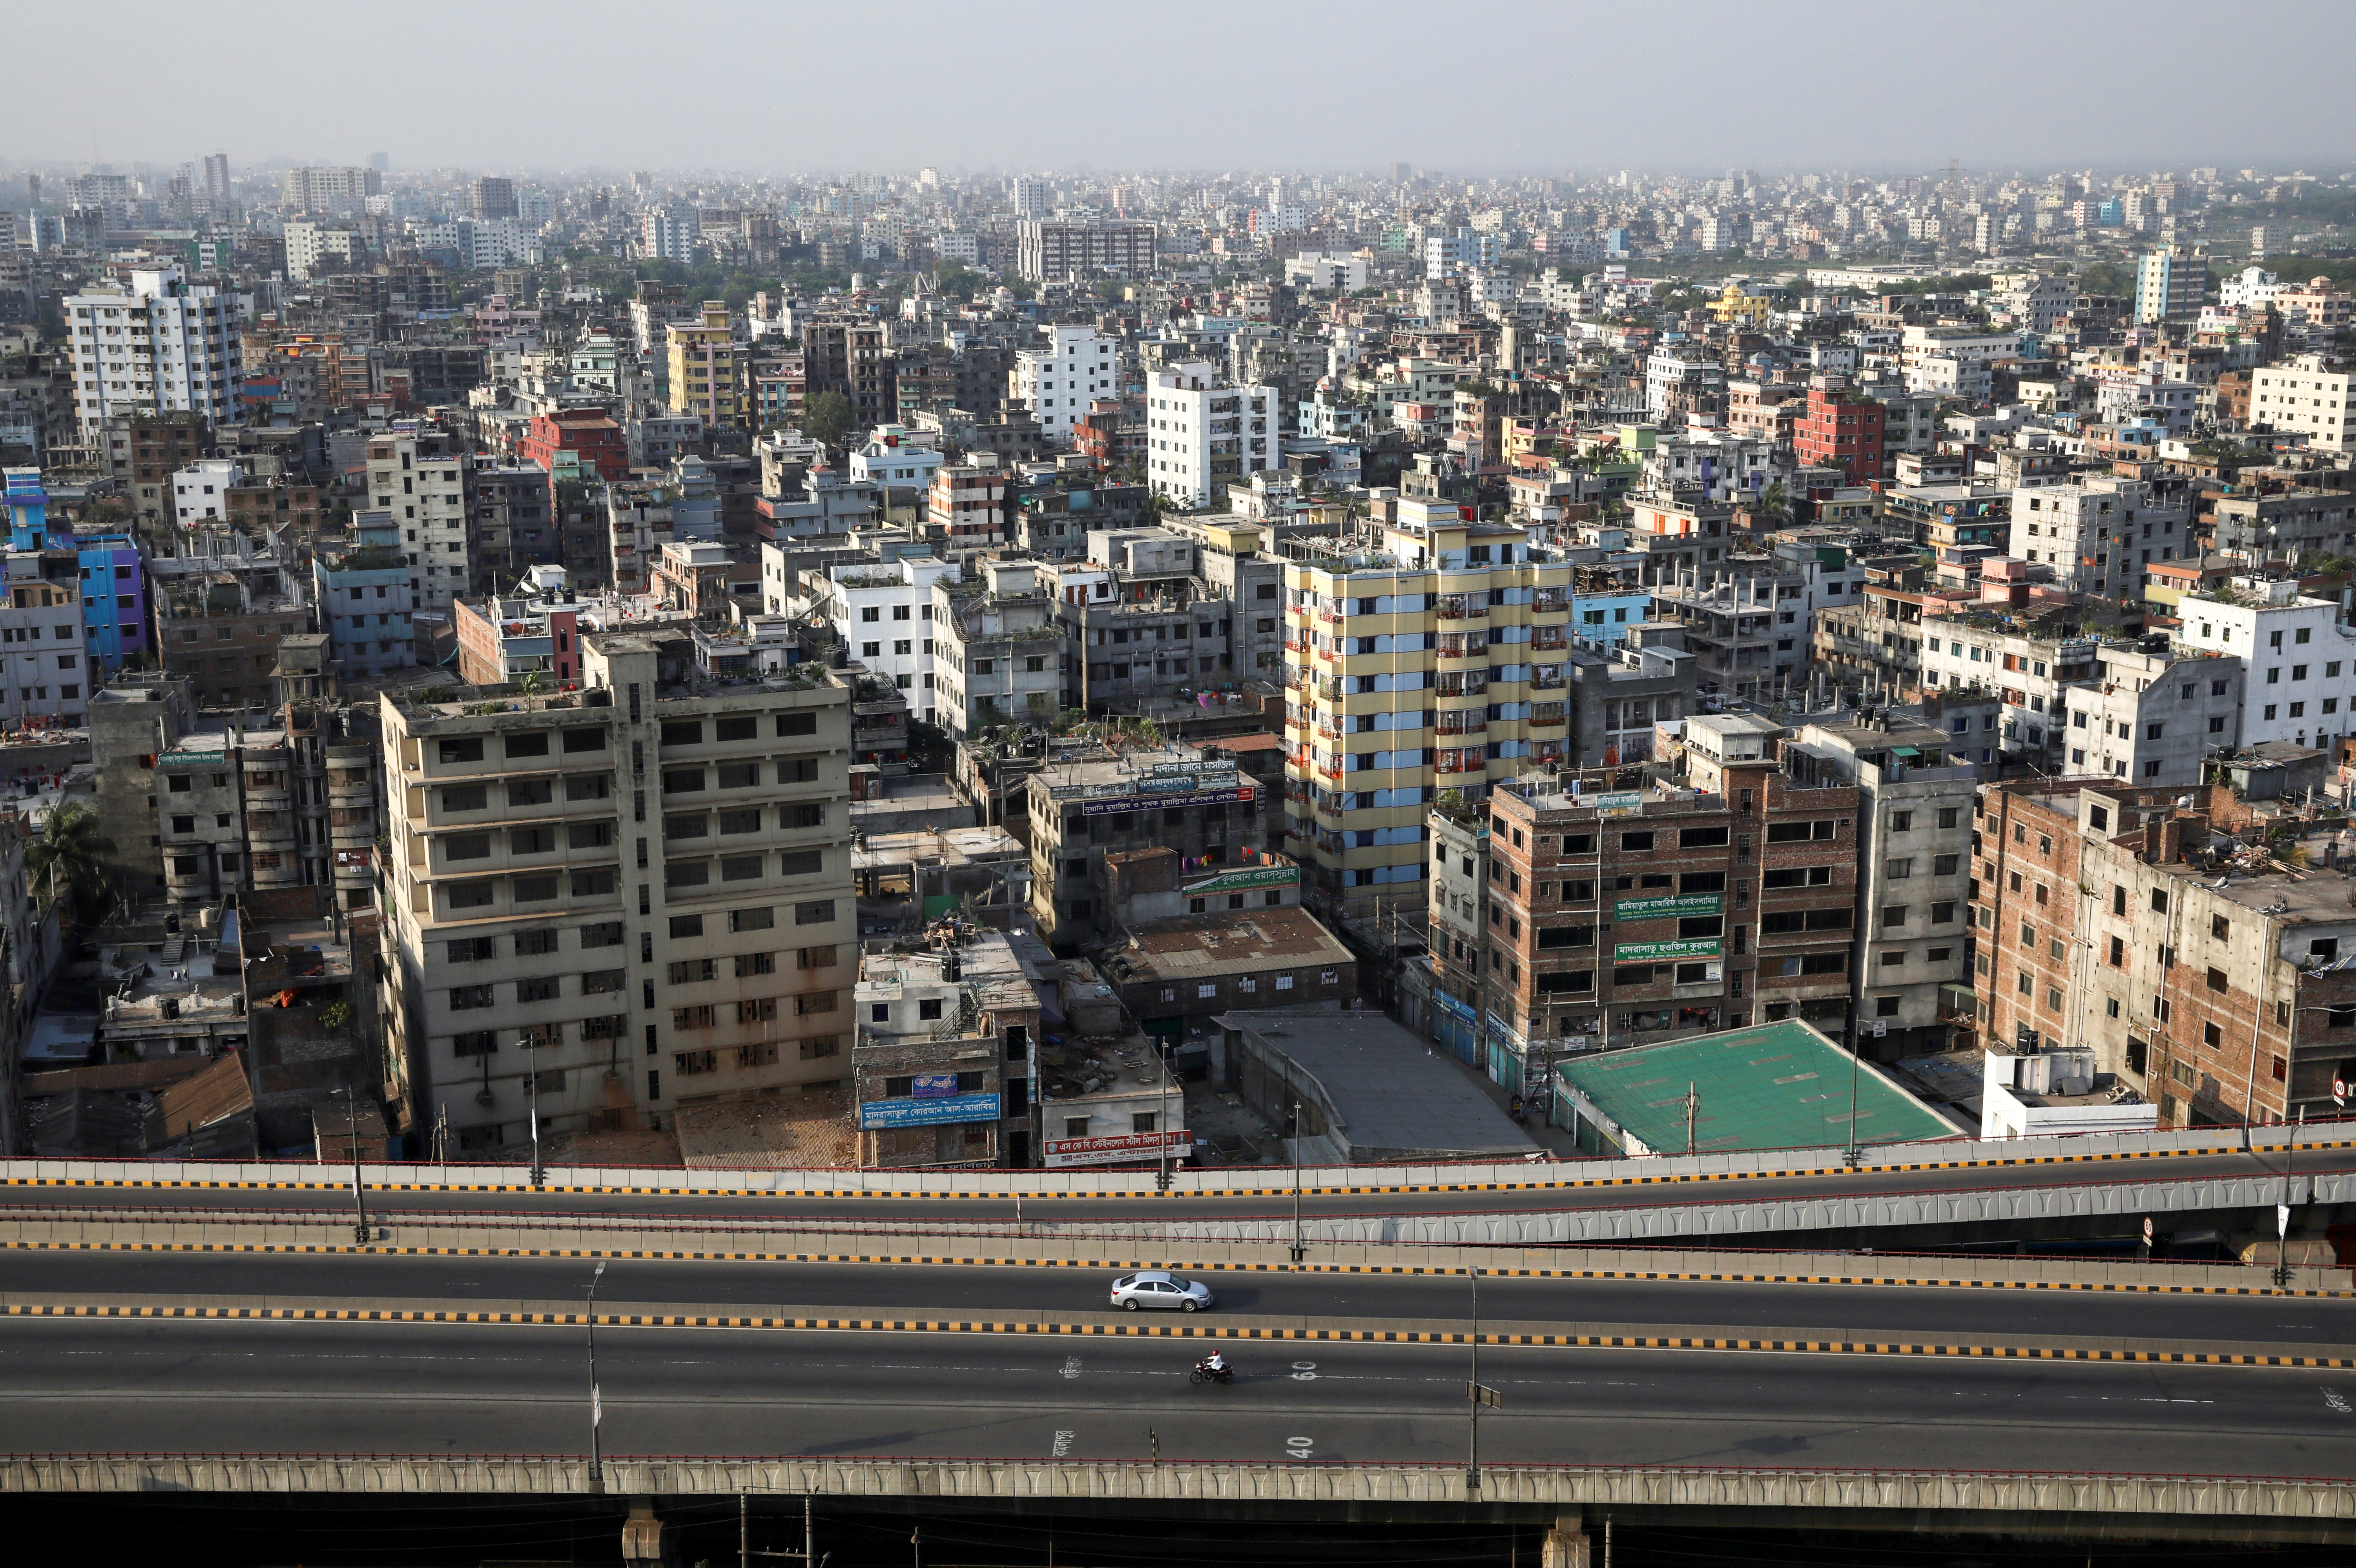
[443,832,491,861]
[662,769,704,794]
[1765,820,1836,843]
[452,1031,496,1057]
[1619,831,1654,852]
[561,728,605,753]
[450,984,495,1010]
[792,900,833,925]
[439,738,483,764]
[580,921,623,949]
[1761,866,1833,888]
[721,854,765,882]
[776,712,817,738]
[504,732,549,758]
[1678,826,1729,848]
[440,784,487,812]
[1886,858,1912,880]
[447,880,496,910]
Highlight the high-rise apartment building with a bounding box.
[201,154,230,205]
[64,267,243,440]
[1015,220,1156,281]
[666,302,742,429]
[1013,324,1116,448]
[469,176,517,220]
[2250,355,2354,453]
[1282,507,1579,917]
[281,165,380,213]
[363,425,473,615]
[1144,364,1277,508]
[2134,245,2208,325]
[377,640,856,1153]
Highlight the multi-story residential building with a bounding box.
[853,931,1042,1169]
[667,302,741,430]
[1283,508,1578,917]
[2210,488,2356,559]
[281,166,379,213]
[802,316,896,432]
[283,222,363,282]
[1782,713,1978,1059]
[378,638,856,1154]
[469,177,517,220]
[470,462,556,592]
[105,413,212,527]
[2134,245,2208,325]
[1049,528,1235,716]
[65,267,243,441]
[2251,356,2354,453]
[1466,742,1867,1093]
[925,458,1008,554]
[1014,324,1117,448]
[820,551,960,725]
[2175,578,2355,754]
[2059,643,2243,786]
[1977,779,2354,1129]
[0,548,87,727]
[1561,636,1698,767]
[1015,220,1157,280]
[364,424,473,615]
[313,513,417,676]
[151,550,307,709]
[1791,375,1885,484]
[1917,612,2099,775]
[1144,363,1277,508]
[452,567,581,688]
[2010,475,2191,601]
[1023,742,1266,946]
[606,477,674,596]
[932,560,1063,737]
[520,408,629,486]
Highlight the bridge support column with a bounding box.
[1541,1513,1591,1568]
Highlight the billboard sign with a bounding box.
[858,1091,1001,1129]
[1080,786,1248,816]
[1182,864,1297,896]
[1042,1129,1192,1168]
[1612,893,1721,922]
[1612,937,1723,963]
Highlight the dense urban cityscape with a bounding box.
[1,10,2354,1560]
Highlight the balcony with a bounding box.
[1435,714,1486,738]
[1529,631,1568,653]
[1436,596,1488,622]
[1437,640,1486,663]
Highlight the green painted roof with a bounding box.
[1554,1019,1956,1156]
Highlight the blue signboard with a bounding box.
[1433,989,1476,1023]
[912,1073,959,1098]
[1080,787,1248,817]
[859,1091,1001,1130]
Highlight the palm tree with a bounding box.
[25,800,114,925]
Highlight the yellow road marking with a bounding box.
[6,1300,2345,1368]
[2,1237,2343,1297]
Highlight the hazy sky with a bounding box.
[14,0,2354,177]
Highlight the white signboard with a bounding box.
[1042,1129,1192,1168]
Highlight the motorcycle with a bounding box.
[1188,1357,1233,1385]
[1508,1095,1527,1125]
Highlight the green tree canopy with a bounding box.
[25,800,114,922]
[804,392,856,450]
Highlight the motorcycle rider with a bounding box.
[1196,1349,1228,1377]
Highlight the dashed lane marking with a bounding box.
[2,1301,2346,1369]
[0,1237,2346,1297]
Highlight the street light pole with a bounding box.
[1156,1043,1172,1193]
[336,1085,369,1244]
[586,1257,607,1491]
[1290,1098,1305,1262]
[528,1060,547,1188]
[2275,1107,2305,1289]
[1466,1265,1481,1492]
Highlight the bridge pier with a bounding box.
[1541,1512,1591,1568]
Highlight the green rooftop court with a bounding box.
[1552,1018,1960,1158]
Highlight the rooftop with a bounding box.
[1219,1008,1543,1161]
[1555,1018,1956,1156]
[1105,906,1352,983]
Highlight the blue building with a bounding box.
[77,534,148,672]
[1572,590,1650,647]
[3,467,55,549]
[313,510,417,675]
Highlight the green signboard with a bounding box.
[1612,893,1723,922]
[1612,937,1723,964]
[1183,864,1298,896]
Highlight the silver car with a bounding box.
[1109,1271,1214,1312]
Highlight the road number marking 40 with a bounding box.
[1286,1435,1315,1459]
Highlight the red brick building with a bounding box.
[518,409,629,485]
[1475,763,1863,1087]
[1794,375,1886,484]
[1977,778,2356,1128]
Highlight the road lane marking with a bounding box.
[1060,1357,1082,1380]
[2326,1389,2351,1415]
[9,1133,2347,1201]
[1052,1430,1073,1456]
[3,1238,2341,1298]
[0,1302,2344,1369]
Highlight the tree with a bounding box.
[25,800,114,925]
[804,392,855,450]
[1752,481,1791,530]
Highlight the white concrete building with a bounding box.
[846,428,942,495]
[2175,579,2356,753]
[2060,645,2243,785]
[1285,252,1368,292]
[0,552,89,727]
[1980,1047,2157,1140]
[364,429,474,615]
[170,459,245,529]
[820,553,961,725]
[65,267,243,440]
[284,222,362,281]
[2010,476,2190,600]
[1145,363,1278,509]
[1013,324,1116,448]
[2252,356,2354,453]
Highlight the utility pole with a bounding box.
[1843,1036,1863,1169]
[1684,1082,1698,1157]
[1465,1266,1498,1493]
[1156,1041,1173,1192]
